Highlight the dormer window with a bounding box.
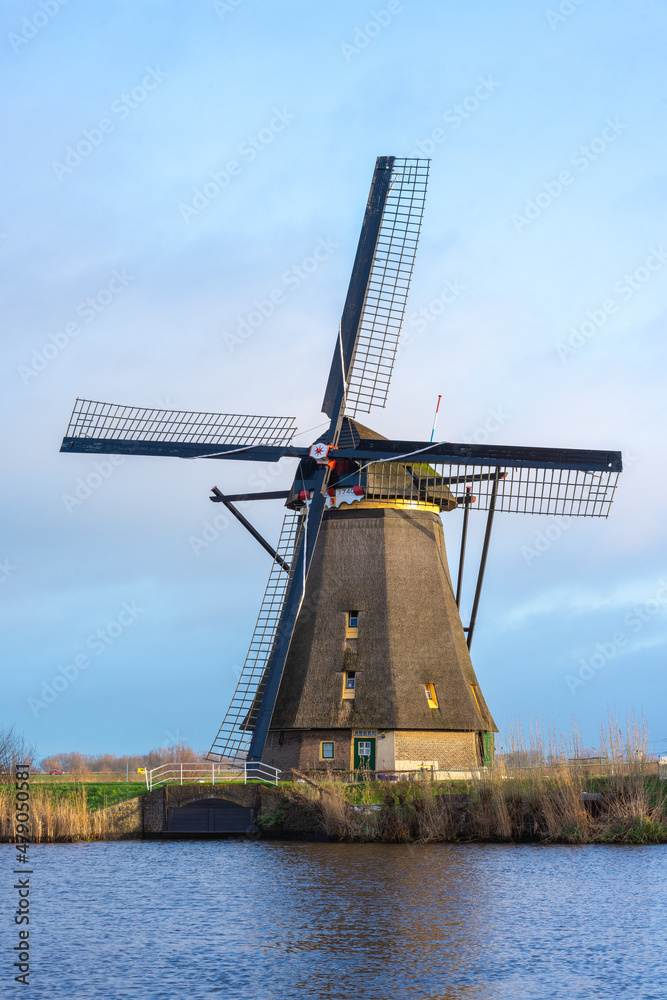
[343,670,356,699]
[424,683,438,709]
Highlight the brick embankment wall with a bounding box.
[142,783,262,834]
[100,797,144,839]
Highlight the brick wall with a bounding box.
[265,728,480,772]
[266,729,352,772]
[142,788,166,833]
[264,730,303,771]
[394,730,479,769]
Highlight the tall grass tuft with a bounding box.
[0,783,108,843]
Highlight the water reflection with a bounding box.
[9,840,666,999]
[266,843,487,1000]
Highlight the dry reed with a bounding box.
[0,784,108,843]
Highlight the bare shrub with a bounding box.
[0,727,35,777]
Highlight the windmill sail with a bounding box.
[332,437,622,518]
[62,398,296,449]
[357,459,620,518]
[344,157,429,416]
[322,157,429,421]
[208,510,303,763]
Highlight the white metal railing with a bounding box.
[144,761,280,792]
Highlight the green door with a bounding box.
[353,737,376,771]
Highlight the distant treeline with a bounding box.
[40,743,207,773]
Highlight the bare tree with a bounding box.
[0,726,35,776]
[145,742,206,769]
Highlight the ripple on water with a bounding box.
[5,840,666,1000]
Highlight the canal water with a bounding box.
[3,841,666,999]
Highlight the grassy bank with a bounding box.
[2,771,666,844]
[263,714,667,843]
[260,768,667,844]
[23,782,146,809]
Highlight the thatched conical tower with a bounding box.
[263,420,497,775]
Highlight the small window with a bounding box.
[424,683,438,709]
[321,741,334,760]
[346,611,359,638]
[343,671,356,699]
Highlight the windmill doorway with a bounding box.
[353,736,376,771]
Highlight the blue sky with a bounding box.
[2,0,666,760]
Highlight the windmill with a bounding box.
[60,156,622,775]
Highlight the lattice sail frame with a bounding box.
[65,399,297,447]
[347,461,620,517]
[208,510,304,763]
[345,158,429,417]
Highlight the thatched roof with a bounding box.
[269,505,496,734]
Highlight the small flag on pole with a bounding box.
[430,394,442,442]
